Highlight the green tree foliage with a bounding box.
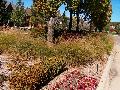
[64,0,112,32]
[0,0,7,25]
[65,0,81,31]
[33,0,64,45]
[84,0,112,32]
[33,0,112,44]
[0,0,13,26]
[11,0,26,27]
[33,0,63,19]
[62,11,68,29]
[6,3,13,25]
[30,6,45,27]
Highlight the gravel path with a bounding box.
[108,35,120,90]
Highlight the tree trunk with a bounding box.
[95,27,97,32]
[69,9,73,32]
[90,22,93,32]
[47,17,54,46]
[76,7,79,31]
[99,27,102,32]
[99,29,102,32]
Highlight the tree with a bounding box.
[76,6,80,31]
[0,0,7,25]
[84,0,112,32]
[33,0,112,43]
[6,3,13,26]
[65,0,80,31]
[65,0,112,32]
[30,6,45,27]
[11,0,25,27]
[62,11,68,29]
[33,0,63,45]
[0,1,13,26]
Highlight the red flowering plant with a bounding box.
[47,69,98,90]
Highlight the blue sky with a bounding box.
[8,0,120,22]
[111,0,120,22]
[7,0,33,8]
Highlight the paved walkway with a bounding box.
[108,35,120,90]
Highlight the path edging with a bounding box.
[96,47,115,90]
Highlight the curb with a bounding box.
[96,45,116,90]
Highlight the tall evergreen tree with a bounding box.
[11,0,25,27]
[0,0,7,25]
[6,3,13,26]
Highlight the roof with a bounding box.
[25,8,32,15]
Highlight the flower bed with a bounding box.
[42,69,98,90]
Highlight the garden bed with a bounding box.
[0,54,108,90]
[41,55,108,90]
[0,30,113,90]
